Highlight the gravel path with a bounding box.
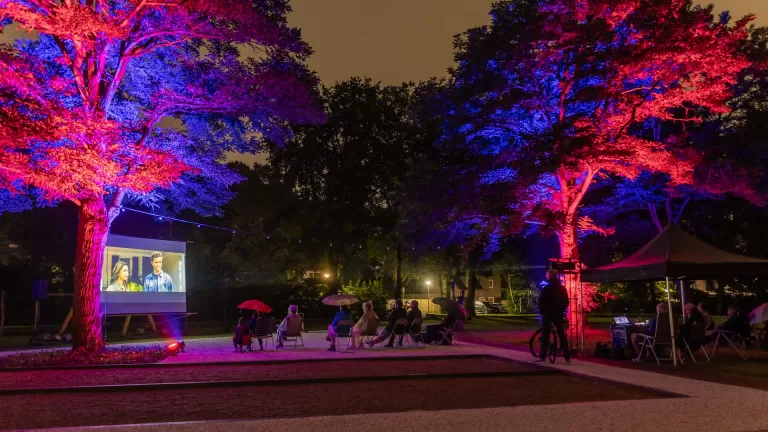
[0,373,671,430]
[0,357,529,390]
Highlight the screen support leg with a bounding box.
[122,315,132,337]
[58,307,73,336]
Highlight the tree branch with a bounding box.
[673,195,691,225]
[648,202,664,232]
[568,166,596,216]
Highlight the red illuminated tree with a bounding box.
[446,0,753,322]
[0,1,319,352]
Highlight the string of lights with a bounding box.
[119,206,520,248]
[119,206,268,237]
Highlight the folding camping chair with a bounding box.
[435,319,462,346]
[635,313,681,365]
[250,319,275,351]
[403,317,425,347]
[279,314,305,349]
[332,320,354,352]
[709,330,749,360]
[389,318,409,347]
[681,322,710,362]
[357,318,380,349]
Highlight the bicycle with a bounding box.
[529,323,558,363]
[529,316,570,363]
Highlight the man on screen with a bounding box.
[144,251,174,292]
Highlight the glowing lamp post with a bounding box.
[426,280,432,313]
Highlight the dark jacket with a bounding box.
[386,307,407,331]
[719,314,752,337]
[407,308,423,332]
[679,309,704,340]
[538,278,569,316]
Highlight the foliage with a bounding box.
[265,78,439,290]
[340,280,390,316]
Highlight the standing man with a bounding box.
[535,268,571,364]
[144,251,174,292]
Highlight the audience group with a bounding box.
[630,300,755,361]
[233,298,462,352]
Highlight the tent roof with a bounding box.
[582,224,768,282]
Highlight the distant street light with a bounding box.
[323,273,330,279]
[426,280,432,313]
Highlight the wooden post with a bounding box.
[121,315,132,337]
[0,291,5,337]
[147,315,157,332]
[58,306,73,336]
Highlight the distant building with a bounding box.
[395,275,504,315]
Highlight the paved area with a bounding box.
[7,332,768,431]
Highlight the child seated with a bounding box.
[232,317,250,352]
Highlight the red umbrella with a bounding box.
[237,299,273,313]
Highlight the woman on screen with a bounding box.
[106,261,130,292]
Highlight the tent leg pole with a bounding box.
[679,280,686,324]
[666,277,677,367]
[580,281,584,354]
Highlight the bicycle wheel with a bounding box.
[548,331,558,363]
[529,328,542,358]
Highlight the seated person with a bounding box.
[401,300,423,345]
[716,305,753,341]
[277,304,304,349]
[327,305,353,352]
[368,299,407,348]
[631,302,668,361]
[424,311,460,345]
[678,303,704,337]
[697,303,714,332]
[248,311,269,352]
[232,317,249,353]
[350,301,378,349]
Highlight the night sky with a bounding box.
[288,0,767,85]
[0,1,764,165]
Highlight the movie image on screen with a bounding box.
[100,235,186,315]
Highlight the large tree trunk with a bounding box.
[327,249,342,294]
[393,243,403,299]
[465,246,481,320]
[558,215,580,322]
[72,198,111,352]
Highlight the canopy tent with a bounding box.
[582,223,768,283]
[582,223,768,366]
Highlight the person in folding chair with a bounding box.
[368,299,407,348]
[277,304,304,349]
[424,311,459,345]
[708,305,753,358]
[350,301,378,349]
[248,311,270,352]
[631,302,667,362]
[402,300,423,346]
[327,305,353,352]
